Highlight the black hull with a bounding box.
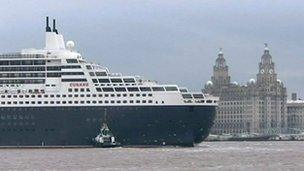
[0,105,215,147]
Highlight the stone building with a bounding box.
[287,93,304,134]
[203,45,287,134]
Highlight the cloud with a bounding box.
[0,0,303,97]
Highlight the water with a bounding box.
[1,141,303,171]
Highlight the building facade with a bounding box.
[203,45,287,134]
[287,93,304,134]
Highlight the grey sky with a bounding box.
[0,0,303,97]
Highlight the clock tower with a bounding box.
[256,43,277,87]
[211,48,231,88]
[203,48,231,96]
[255,44,287,134]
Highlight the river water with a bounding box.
[1,141,303,171]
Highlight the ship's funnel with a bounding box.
[46,17,51,32]
[52,19,58,34]
[45,17,65,50]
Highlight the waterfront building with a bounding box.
[203,45,287,134]
[287,93,304,133]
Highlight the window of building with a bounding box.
[139,87,152,91]
[95,72,107,77]
[152,87,165,91]
[92,79,98,83]
[62,78,87,82]
[111,78,123,83]
[86,65,92,70]
[98,79,110,83]
[66,59,78,63]
[127,87,139,92]
[165,86,178,91]
[123,78,135,83]
[115,87,126,92]
[102,87,114,92]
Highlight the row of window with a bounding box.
[0,60,46,66]
[62,78,87,82]
[184,100,213,104]
[0,73,45,78]
[0,100,154,105]
[0,79,45,84]
[95,86,178,92]
[47,65,81,71]
[66,59,78,64]
[0,66,45,71]
[90,71,107,76]
[1,128,37,132]
[0,89,45,94]
[1,115,34,120]
[68,88,90,92]
[182,94,205,99]
[94,83,136,87]
[92,78,136,83]
[1,93,152,98]
[47,72,85,77]
[0,72,84,78]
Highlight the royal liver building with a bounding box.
[203,45,287,134]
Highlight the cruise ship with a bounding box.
[0,17,217,147]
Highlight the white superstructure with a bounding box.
[0,17,218,108]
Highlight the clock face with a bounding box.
[269,69,273,74]
[260,69,265,74]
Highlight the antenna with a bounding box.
[52,19,58,34]
[46,16,51,32]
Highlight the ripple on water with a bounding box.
[0,141,303,170]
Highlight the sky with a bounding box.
[0,0,303,98]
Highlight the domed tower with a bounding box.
[211,48,231,88]
[256,43,277,87]
[204,48,231,96]
[255,44,287,134]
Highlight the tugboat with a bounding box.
[93,110,120,148]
